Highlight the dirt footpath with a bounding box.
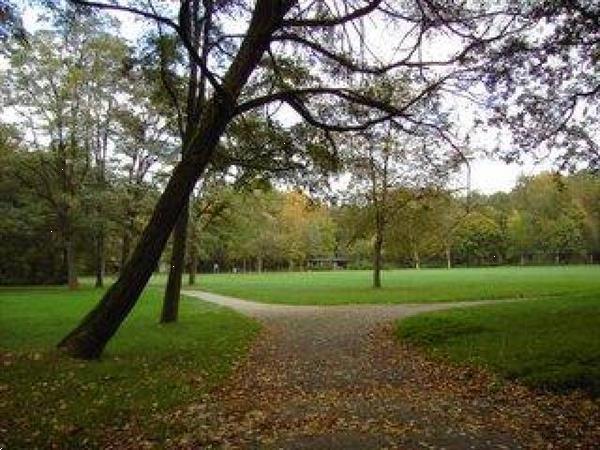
[172,291,599,449]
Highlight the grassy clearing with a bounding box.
[0,286,260,448]
[181,265,600,305]
[396,295,600,396]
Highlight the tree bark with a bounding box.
[413,246,420,270]
[161,202,189,323]
[188,231,198,286]
[61,212,79,290]
[58,151,212,358]
[445,245,452,269]
[65,237,78,290]
[373,235,382,288]
[187,213,198,285]
[372,198,385,288]
[57,0,292,359]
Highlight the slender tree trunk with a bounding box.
[95,229,105,288]
[57,0,294,359]
[373,236,382,288]
[188,264,197,285]
[243,259,247,273]
[65,237,78,290]
[257,256,263,274]
[188,245,197,286]
[188,216,198,285]
[61,213,78,290]
[445,245,452,269]
[161,202,189,323]
[413,246,420,270]
[520,253,525,266]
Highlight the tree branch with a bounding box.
[284,0,384,27]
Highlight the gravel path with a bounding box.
[173,291,599,449]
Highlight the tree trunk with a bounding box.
[188,246,197,286]
[445,246,452,269]
[373,236,382,288]
[161,202,189,323]
[257,256,263,274]
[95,230,105,288]
[65,238,78,290]
[520,253,525,266]
[57,0,294,359]
[188,218,198,285]
[413,247,420,270]
[60,210,78,290]
[58,152,211,358]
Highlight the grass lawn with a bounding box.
[396,295,600,396]
[181,265,600,305]
[0,286,260,448]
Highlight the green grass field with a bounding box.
[396,295,600,396]
[184,265,600,305]
[1,266,599,446]
[186,265,600,396]
[0,286,260,448]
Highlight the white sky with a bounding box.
[460,157,553,194]
[12,6,553,195]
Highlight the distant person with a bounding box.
[213,262,219,273]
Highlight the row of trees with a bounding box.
[5,147,595,288]
[1,17,172,287]
[182,171,600,273]
[0,14,319,288]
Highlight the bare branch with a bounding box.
[284,0,384,27]
[69,0,179,30]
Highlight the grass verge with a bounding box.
[0,286,260,448]
[396,295,600,396]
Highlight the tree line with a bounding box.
[3,130,598,287]
[144,170,600,272]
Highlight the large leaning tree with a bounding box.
[55,0,524,359]
[132,7,336,324]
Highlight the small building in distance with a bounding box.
[306,257,349,270]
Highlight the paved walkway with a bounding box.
[174,291,598,449]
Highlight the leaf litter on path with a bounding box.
[105,293,600,449]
